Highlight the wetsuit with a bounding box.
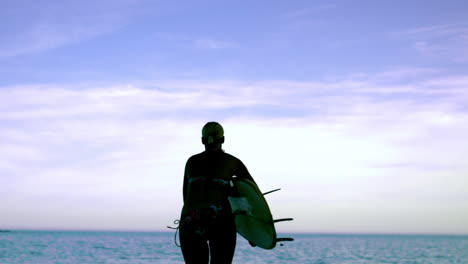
[179,150,255,264]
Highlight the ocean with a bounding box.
[0,231,467,264]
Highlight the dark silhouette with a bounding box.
[179,121,257,264]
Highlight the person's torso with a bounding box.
[182,151,239,214]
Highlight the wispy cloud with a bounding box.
[277,4,336,33]
[0,0,150,57]
[393,23,468,38]
[194,37,238,50]
[2,70,467,177]
[2,68,467,122]
[1,69,468,231]
[153,33,239,50]
[153,32,240,50]
[391,23,468,62]
[282,4,337,20]
[0,22,119,57]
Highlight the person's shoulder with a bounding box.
[186,152,204,162]
[223,152,242,163]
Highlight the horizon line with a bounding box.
[2,229,468,236]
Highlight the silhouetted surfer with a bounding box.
[179,121,257,264]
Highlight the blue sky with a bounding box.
[1,0,468,234]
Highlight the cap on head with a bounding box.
[202,121,224,145]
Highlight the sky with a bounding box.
[1,0,468,234]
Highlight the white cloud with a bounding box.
[1,71,468,232]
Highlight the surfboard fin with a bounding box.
[276,237,294,242]
[263,188,281,195]
[273,218,294,223]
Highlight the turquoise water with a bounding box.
[1,231,467,263]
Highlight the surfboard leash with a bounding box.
[166,220,181,247]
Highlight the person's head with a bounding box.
[201,121,224,152]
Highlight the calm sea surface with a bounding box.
[1,231,467,264]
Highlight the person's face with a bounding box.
[205,142,222,152]
[202,135,223,151]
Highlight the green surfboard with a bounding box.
[228,178,277,249]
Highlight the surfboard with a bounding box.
[228,178,277,249]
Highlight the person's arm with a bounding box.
[182,158,191,203]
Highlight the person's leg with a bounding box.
[209,218,237,264]
[180,226,209,264]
